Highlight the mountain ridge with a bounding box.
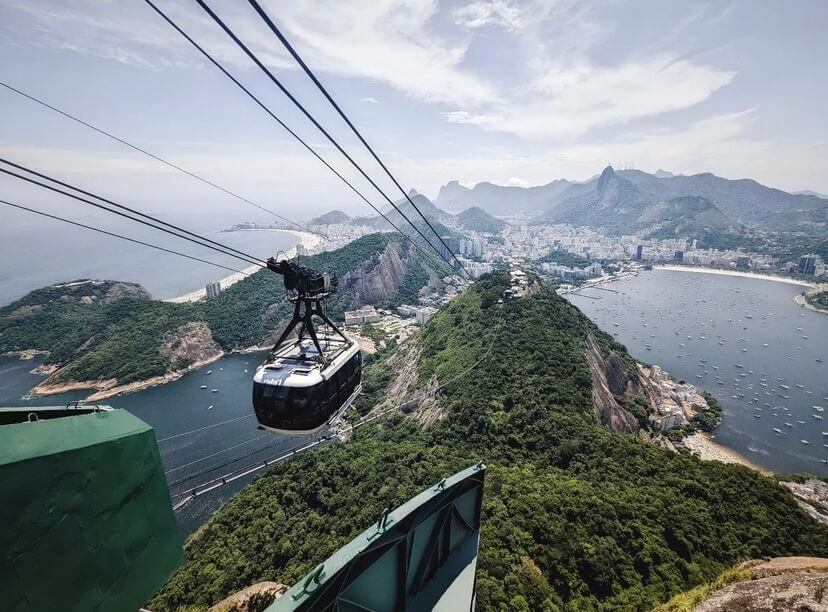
[151,270,828,611]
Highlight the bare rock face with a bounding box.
[160,322,223,369]
[208,581,288,612]
[695,558,828,612]
[102,281,152,303]
[585,334,639,434]
[342,242,411,306]
[5,304,44,321]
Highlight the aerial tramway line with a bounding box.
[252,256,362,433]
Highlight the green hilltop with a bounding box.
[151,270,828,611]
[0,234,433,388]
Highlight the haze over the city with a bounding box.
[2,0,827,228]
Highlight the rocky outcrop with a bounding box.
[160,322,223,370]
[585,333,640,434]
[695,558,828,611]
[208,581,288,612]
[341,242,412,307]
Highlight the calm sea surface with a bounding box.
[0,351,303,537]
[567,269,828,476]
[0,227,298,306]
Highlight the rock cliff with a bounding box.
[340,241,413,307]
[585,333,640,433]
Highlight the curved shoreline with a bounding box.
[655,264,815,288]
[164,230,325,304]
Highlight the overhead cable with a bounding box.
[141,0,451,277]
[0,159,266,269]
[0,80,319,237]
[0,199,244,274]
[245,0,471,279]
[190,0,465,276]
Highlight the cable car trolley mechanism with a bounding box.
[252,256,361,434]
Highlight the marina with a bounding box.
[568,269,828,475]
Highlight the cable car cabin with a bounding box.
[252,334,362,434]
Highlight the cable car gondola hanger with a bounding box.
[252,256,362,435]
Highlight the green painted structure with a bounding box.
[270,462,486,612]
[0,406,182,612]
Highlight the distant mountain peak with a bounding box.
[654,169,674,178]
[596,165,616,194]
[408,188,419,197]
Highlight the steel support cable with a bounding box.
[0,161,266,269]
[164,432,270,475]
[190,0,464,277]
[245,0,472,280]
[141,0,451,277]
[0,199,244,274]
[169,442,302,497]
[0,81,319,237]
[171,438,326,510]
[156,413,256,443]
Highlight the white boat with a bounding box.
[206,370,212,375]
[211,389,218,393]
[801,440,810,445]
[773,428,782,434]
[200,385,207,389]
[208,405,214,410]
[814,415,824,420]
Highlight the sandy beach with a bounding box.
[164,230,325,304]
[683,432,771,475]
[656,264,815,288]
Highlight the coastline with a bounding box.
[793,285,828,315]
[164,230,325,304]
[656,264,815,288]
[683,431,772,475]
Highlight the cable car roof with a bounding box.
[254,336,359,388]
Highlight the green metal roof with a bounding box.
[0,407,182,612]
[269,461,486,612]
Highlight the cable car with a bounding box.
[252,256,362,434]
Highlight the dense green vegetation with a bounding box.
[805,290,828,312]
[0,234,417,385]
[152,271,828,611]
[536,250,593,268]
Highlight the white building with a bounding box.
[344,306,381,326]
[205,281,222,299]
[414,307,438,326]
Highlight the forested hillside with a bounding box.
[151,271,828,611]
[0,234,434,388]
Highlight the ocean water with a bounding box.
[567,269,828,475]
[0,351,305,537]
[0,226,298,306]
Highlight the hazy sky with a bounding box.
[1,0,827,225]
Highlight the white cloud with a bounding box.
[360,97,380,104]
[445,55,735,138]
[453,1,526,31]
[1,0,497,106]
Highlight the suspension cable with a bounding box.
[0,160,266,268]
[141,0,451,278]
[164,432,270,475]
[244,0,471,279]
[0,81,320,237]
[0,199,245,274]
[156,413,256,443]
[190,0,467,278]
